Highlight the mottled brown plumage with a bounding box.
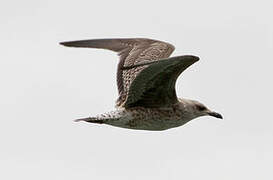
[60,38,223,131]
[60,38,175,107]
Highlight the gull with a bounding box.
[60,38,222,131]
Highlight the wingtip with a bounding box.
[194,56,200,62]
[186,55,200,61]
[59,40,97,48]
[195,56,200,61]
[176,55,199,63]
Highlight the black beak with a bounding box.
[208,111,223,119]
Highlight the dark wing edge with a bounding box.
[59,38,134,52]
[59,38,175,55]
[60,38,176,107]
[60,38,134,97]
[124,55,199,108]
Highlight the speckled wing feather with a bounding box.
[124,55,199,108]
[60,38,175,107]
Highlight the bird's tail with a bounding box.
[75,110,125,126]
[74,117,104,124]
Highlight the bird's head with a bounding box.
[179,99,223,120]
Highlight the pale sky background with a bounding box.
[1,0,273,179]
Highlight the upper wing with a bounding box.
[124,55,199,108]
[60,38,175,107]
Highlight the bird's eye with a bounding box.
[196,105,206,111]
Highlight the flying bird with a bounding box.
[60,38,222,131]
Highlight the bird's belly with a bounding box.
[126,117,189,131]
[106,108,189,131]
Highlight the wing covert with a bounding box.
[60,38,175,107]
[124,55,199,108]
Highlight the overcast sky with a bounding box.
[1,0,273,179]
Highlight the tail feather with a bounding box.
[74,110,124,125]
[74,117,104,124]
